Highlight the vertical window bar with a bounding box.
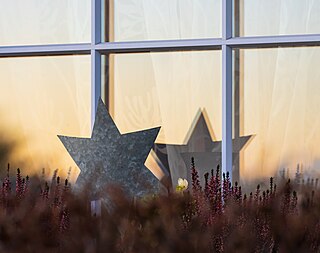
[102,1,112,111]
[91,50,102,128]
[223,0,233,40]
[232,0,243,183]
[91,0,102,129]
[92,0,102,45]
[222,0,233,181]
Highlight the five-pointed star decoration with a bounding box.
[154,109,253,187]
[58,98,161,199]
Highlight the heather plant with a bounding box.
[0,161,319,252]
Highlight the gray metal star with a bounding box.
[58,98,160,198]
[157,109,253,187]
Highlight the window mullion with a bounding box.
[91,0,102,129]
[222,0,233,182]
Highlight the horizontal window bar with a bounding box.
[95,39,223,53]
[0,43,91,57]
[227,34,320,48]
[1,34,320,57]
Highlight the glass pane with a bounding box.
[103,0,221,42]
[235,47,320,184]
[103,51,221,187]
[236,0,320,37]
[0,0,90,46]
[0,56,91,181]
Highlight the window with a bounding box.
[104,0,221,42]
[0,0,90,46]
[235,47,320,180]
[1,0,320,185]
[0,56,90,180]
[237,0,320,37]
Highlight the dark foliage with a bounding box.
[0,161,319,252]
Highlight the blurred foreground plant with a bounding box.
[0,162,319,252]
